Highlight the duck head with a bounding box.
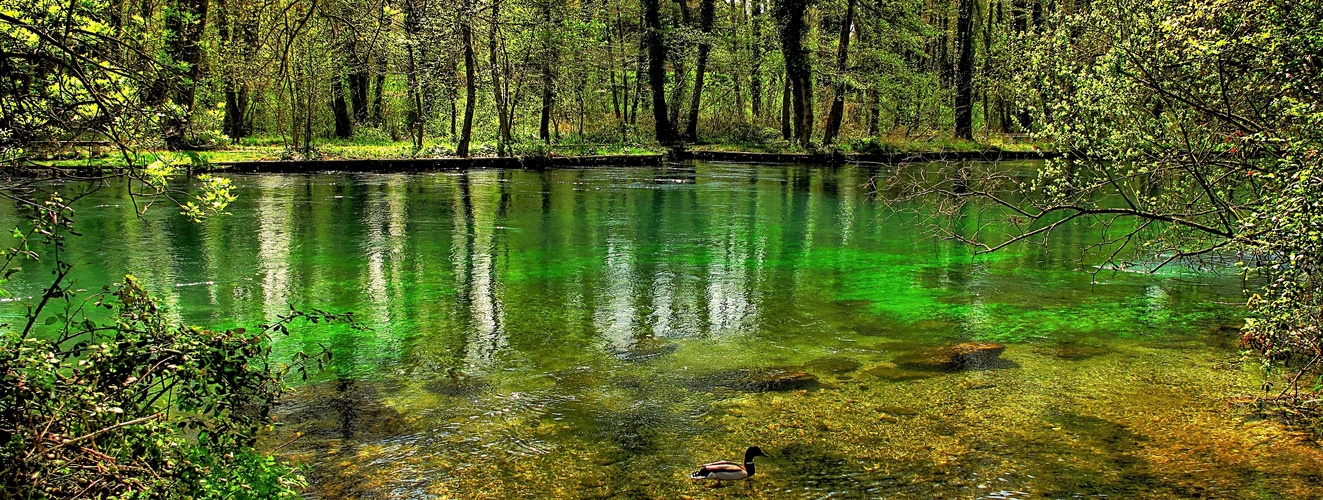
[744,446,767,461]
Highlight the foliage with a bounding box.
[0,0,164,163]
[0,181,354,497]
[4,0,1032,160]
[0,273,349,497]
[880,0,1323,412]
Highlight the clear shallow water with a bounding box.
[3,163,1320,498]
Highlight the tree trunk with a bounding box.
[403,1,424,149]
[631,34,645,125]
[1012,0,1032,132]
[982,0,993,133]
[750,0,763,119]
[780,75,791,139]
[644,0,674,143]
[540,72,554,142]
[776,0,812,146]
[867,87,880,136]
[953,0,976,139]
[458,5,477,157]
[160,0,209,146]
[607,23,622,121]
[668,58,687,133]
[539,0,557,142]
[684,0,715,141]
[489,0,510,156]
[822,0,855,146]
[340,31,367,133]
[373,72,386,125]
[332,76,354,139]
[218,0,242,140]
[349,68,370,123]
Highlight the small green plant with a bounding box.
[0,274,351,498]
[0,182,357,499]
[849,137,900,155]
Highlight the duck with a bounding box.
[690,446,767,487]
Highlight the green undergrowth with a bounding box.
[31,132,1050,169]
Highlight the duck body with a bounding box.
[690,446,766,486]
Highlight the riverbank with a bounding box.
[202,149,1062,173]
[27,134,1057,171]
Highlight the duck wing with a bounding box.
[690,461,748,480]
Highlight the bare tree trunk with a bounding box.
[349,67,370,123]
[668,58,687,133]
[218,0,242,140]
[403,0,424,149]
[1012,0,1032,132]
[822,0,855,145]
[631,32,645,125]
[607,24,622,120]
[982,0,993,133]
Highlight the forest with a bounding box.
[2,0,1323,497]
[1,0,1075,158]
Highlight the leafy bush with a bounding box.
[849,137,900,155]
[0,184,355,498]
[0,274,352,498]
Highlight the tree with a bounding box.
[821,0,855,146]
[489,0,513,155]
[457,0,477,157]
[537,0,561,142]
[775,0,813,146]
[683,0,715,141]
[881,0,1323,404]
[158,0,210,146]
[643,0,674,144]
[217,0,261,140]
[951,0,975,139]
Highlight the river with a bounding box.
[2,162,1318,498]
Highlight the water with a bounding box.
[3,163,1319,498]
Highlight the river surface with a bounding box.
[2,163,1320,498]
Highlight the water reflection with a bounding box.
[1,163,1310,499]
[257,175,294,323]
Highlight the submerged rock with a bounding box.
[1204,323,1244,350]
[803,356,863,375]
[741,368,822,392]
[853,325,890,337]
[879,405,921,416]
[611,339,679,362]
[423,375,489,397]
[892,342,1009,372]
[1032,342,1109,361]
[684,366,823,393]
[548,366,603,391]
[279,380,409,440]
[862,364,938,382]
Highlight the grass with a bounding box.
[30,129,1051,168]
